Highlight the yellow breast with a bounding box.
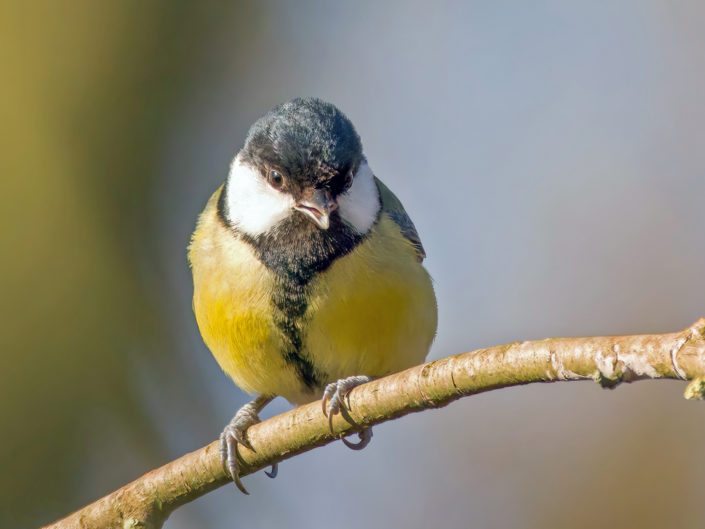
[305,215,437,382]
[189,188,438,405]
[189,189,304,400]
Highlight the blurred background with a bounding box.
[2,1,704,527]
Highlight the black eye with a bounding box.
[267,169,284,189]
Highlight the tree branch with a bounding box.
[44,319,705,529]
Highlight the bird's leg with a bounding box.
[321,375,374,450]
[220,394,275,494]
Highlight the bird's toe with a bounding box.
[321,375,374,449]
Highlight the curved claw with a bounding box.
[264,463,278,479]
[341,428,373,450]
[328,408,335,434]
[232,427,254,452]
[321,383,337,416]
[221,428,249,494]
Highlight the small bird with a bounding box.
[189,98,437,493]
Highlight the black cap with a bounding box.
[241,98,363,196]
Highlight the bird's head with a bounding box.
[220,98,380,238]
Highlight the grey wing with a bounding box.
[374,176,426,262]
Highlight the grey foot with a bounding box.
[321,375,374,450]
[219,395,276,494]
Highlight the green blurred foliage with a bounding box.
[0,2,254,526]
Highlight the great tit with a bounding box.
[189,98,437,493]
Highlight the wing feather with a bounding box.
[374,177,426,261]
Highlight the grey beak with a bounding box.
[294,189,338,229]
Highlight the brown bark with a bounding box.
[44,319,705,529]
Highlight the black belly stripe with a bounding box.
[270,278,319,388]
[218,205,372,390]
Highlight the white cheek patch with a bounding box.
[225,155,295,236]
[338,161,381,234]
